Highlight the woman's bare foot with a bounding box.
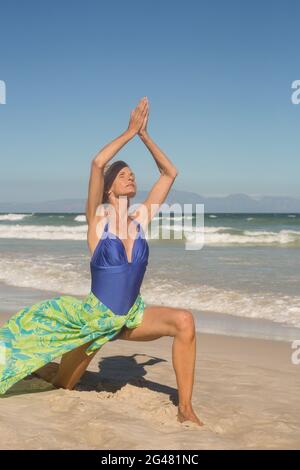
[32,363,59,385]
[177,405,204,426]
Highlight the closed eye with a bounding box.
[119,171,135,179]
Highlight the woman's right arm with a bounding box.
[85,129,136,225]
[86,130,137,256]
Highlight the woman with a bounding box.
[0,97,202,426]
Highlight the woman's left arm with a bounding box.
[133,131,179,228]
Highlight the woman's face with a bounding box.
[111,166,137,199]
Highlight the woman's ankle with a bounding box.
[178,402,194,413]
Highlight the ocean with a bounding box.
[0,212,300,342]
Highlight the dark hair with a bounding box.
[102,160,129,204]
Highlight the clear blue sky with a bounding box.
[0,0,299,202]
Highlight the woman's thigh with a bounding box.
[117,305,195,342]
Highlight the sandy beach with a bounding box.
[1,308,299,450]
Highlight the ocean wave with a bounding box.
[0,256,90,296]
[74,215,86,222]
[142,279,300,328]
[0,224,88,240]
[184,228,300,247]
[1,221,300,246]
[0,213,32,221]
[0,255,299,328]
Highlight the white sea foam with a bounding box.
[0,221,300,246]
[0,224,88,240]
[0,256,90,296]
[0,213,32,221]
[74,215,86,222]
[184,228,300,246]
[142,279,300,328]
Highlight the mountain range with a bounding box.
[0,190,300,213]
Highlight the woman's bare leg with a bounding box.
[35,306,202,425]
[50,340,97,390]
[116,305,203,426]
[33,340,97,389]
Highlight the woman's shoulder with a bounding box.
[86,210,109,256]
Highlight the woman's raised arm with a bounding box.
[85,131,133,225]
[85,97,148,225]
[131,100,179,229]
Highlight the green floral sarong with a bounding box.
[0,291,145,395]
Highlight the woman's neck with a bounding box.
[107,207,134,238]
[108,196,131,224]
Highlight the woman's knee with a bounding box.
[174,309,196,338]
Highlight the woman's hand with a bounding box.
[138,97,149,138]
[127,97,148,136]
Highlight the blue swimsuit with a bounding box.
[90,218,149,315]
